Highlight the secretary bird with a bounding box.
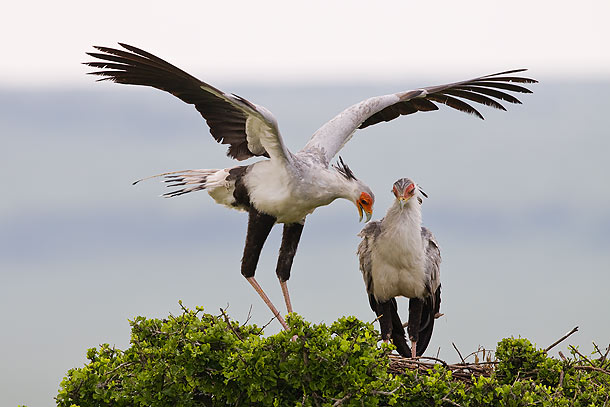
[358,178,441,358]
[85,43,534,328]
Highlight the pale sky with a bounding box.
[3,0,609,87]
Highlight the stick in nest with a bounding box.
[545,326,578,352]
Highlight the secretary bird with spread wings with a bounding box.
[358,178,441,358]
[85,43,535,329]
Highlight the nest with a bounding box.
[388,354,496,383]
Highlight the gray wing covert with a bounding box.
[421,226,441,297]
[302,70,536,163]
[357,220,383,295]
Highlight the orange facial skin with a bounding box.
[357,192,374,222]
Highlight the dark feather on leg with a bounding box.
[414,286,442,356]
[389,298,411,358]
[408,297,424,357]
[275,222,304,282]
[241,208,276,278]
[369,295,411,357]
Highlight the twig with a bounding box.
[99,362,135,387]
[545,326,579,352]
[452,342,466,365]
[592,342,604,359]
[219,307,242,341]
[569,345,595,366]
[416,355,449,367]
[104,361,134,376]
[464,347,494,361]
[332,393,351,406]
[178,300,189,314]
[371,386,400,396]
[242,304,254,326]
[552,369,564,397]
[441,397,463,407]
[593,342,610,368]
[260,316,276,331]
[573,365,610,375]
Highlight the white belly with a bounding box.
[245,161,321,223]
[370,228,427,301]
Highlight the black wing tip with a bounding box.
[486,69,538,82]
[91,45,117,54]
[117,42,141,54]
[89,43,139,57]
[485,68,528,76]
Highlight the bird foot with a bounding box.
[434,312,444,319]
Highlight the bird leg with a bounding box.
[280,280,293,314]
[368,296,411,357]
[388,298,411,358]
[241,208,290,329]
[408,297,424,358]
[368,295,392,341]
[276,222,304,314]
[246,277,289,330]
[378,301,394,342]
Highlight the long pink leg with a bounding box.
[280,280,293,314]
[247,277,289,330]
[411,341,417,358]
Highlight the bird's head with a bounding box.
[356,186,375,222]
[392,178,427,209]
[333,157,374,222]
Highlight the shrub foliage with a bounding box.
[57,305,610,406]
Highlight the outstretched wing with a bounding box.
[303,69,537,163]
[85,43,291,162]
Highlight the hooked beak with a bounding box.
[358,202,373,223]
[398,196,411,209]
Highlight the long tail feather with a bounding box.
[132,169,220,198]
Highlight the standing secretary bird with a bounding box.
[85,43,535,329]
[358,178,441,358]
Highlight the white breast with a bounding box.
[244,160,319,223]
[370,202,427,301]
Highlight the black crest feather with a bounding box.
[333,156,357,181]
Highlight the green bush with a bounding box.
[56,306,610,406]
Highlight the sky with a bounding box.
[1,1,610,406]
[3,0,610,87]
